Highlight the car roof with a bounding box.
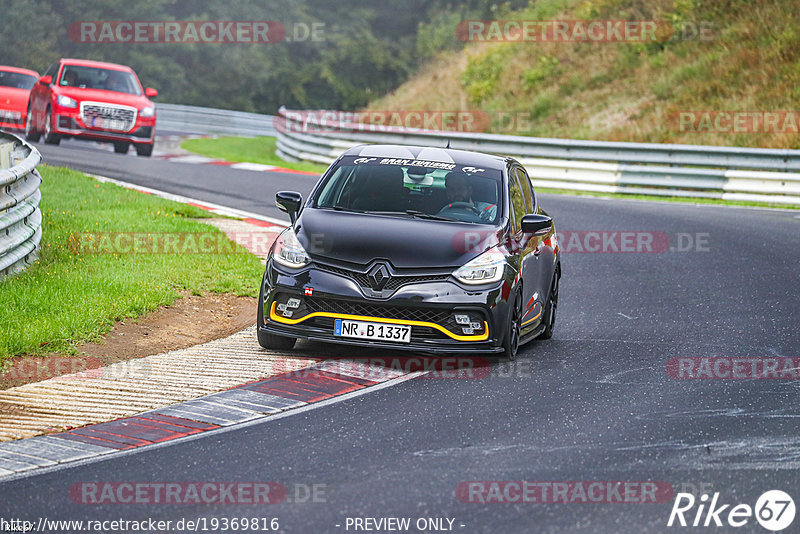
[59,58,135,72]
[0,65,39,77]
[341,144,510,170]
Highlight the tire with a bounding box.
[539,270,559,340]
[114,142,129,154]
[256,283,297,350]
[25,105,40,142]
[135,142,154,157]
[502,290,522,360]
[43,108,60,145]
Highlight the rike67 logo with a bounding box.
[668,490,795,531]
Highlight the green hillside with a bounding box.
[368,0,800,148]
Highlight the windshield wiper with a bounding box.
[328,206,365,213]
[404,210,455,221]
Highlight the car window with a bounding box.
[508,168,527,232]
[58,66,142,95]
[314,157,503,225]
[0,71,36,90]
[515,166,534,212]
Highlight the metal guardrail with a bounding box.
[156,103,275,137]
[274,108,800,205]
[0,132,42,280]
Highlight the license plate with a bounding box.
[334,319,411,343]
[108,119,126,130]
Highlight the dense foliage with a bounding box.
[0,0,525,112]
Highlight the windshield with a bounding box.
[314,156,503,225]
[0,71,36,90]
[59,65,142,95]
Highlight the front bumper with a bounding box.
[260,260,510,355]
[52,109,155,144]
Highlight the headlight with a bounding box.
[140,106,155,117]
[271,228,310,268]
[452,246,506,285]
[56,95,77,108]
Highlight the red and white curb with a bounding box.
[154,154,318,175]
[0,360,420,480]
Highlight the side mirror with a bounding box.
[145,87,158,98]
[39,75,52,85]
[276,191,303,224]
[521,214,552,236]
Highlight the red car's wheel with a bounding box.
[43,107,60,145]
[25,104,41,142]
[135,142,154,157]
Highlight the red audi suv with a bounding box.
[26,59,157,156]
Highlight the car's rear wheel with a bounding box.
[502,290,522,360]
[25,105,40,142]
[256,283,297,350]
[43,108,60,145]
[113,142,129,154]
[135,142,154,157]
[539,270,559,340]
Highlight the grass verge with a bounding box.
[180,136,329,174]
[0,165,264,363]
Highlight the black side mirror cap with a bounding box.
[521,214,552,236]
[276,191,303,223]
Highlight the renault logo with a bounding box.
[367,263,391,290]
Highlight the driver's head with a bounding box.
[106,71,123,90]
[63,70,78,86]
[444,171,472,203]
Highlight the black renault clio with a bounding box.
[257,144,560,359]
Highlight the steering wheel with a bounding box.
[440,201,482,215]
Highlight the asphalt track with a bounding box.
[2,138,799,533]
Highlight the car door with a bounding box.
[515,165,556,316]
[506,164,538,332]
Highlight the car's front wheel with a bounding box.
[502,290,522,360]
[43,107,60,145]
[539,270,559,340]
[25,105,40,142]
[256,284,297,350]
[135,142,154,157]
[114,142,129,154]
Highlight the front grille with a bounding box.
[81,102,136,131]
[306,296,452,324]
[316,263,450,292]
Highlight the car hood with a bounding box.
[296,207,503,269]
[56,87,152,108]
[0,88,31,111]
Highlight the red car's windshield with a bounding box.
[0,71,36,90]
[59,65,142,95]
